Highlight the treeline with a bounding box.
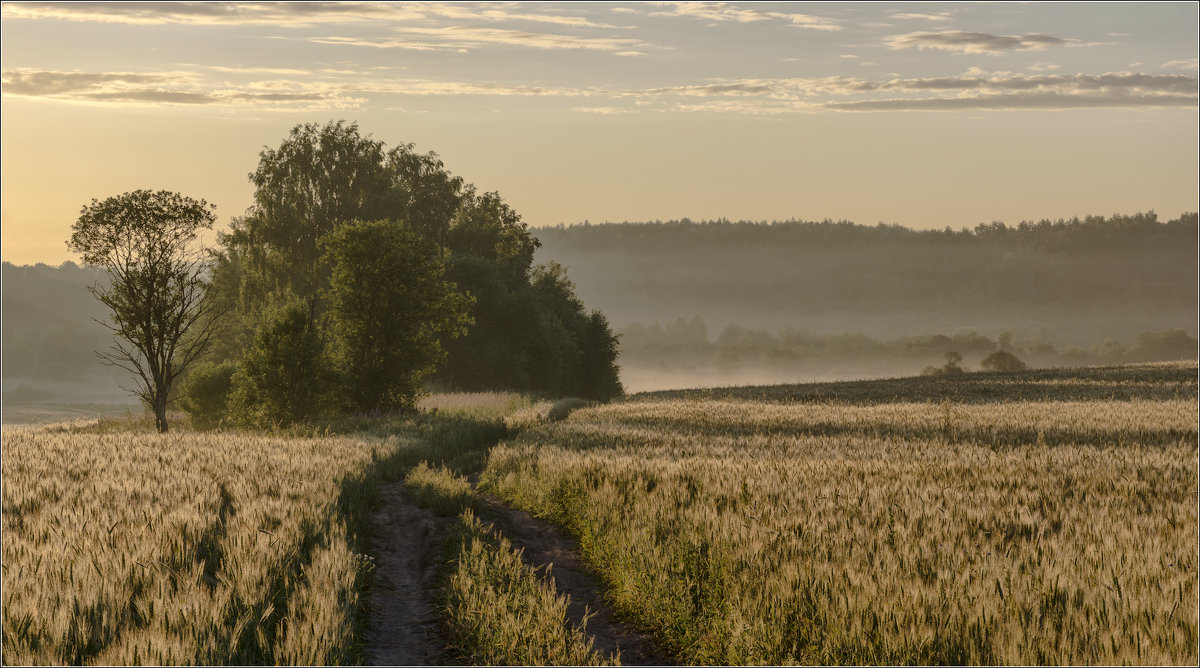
[620,315,1198,377]
[1,261,130,403]
[535,212,1198,343]
[539,212,1198,252]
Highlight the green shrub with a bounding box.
[228,300,336,428]
[178,361,237,429]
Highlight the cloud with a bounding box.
[643,2,839,30]
[6,66,1194,115]
[210,65,313,76]
[826,91,1198,111]
[313,25,652,52]
[891,12,953,22]
[0,1,619,28]
[1,68,361,110]
[886,31,1075,54]
[0,2,403,26]
[1163,58,1200,71]
[572,106,634,114]
[2,70,177,96]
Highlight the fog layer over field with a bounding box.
[4,211,1197,404]
[536,212,1198,390]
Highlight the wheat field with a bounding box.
[3,365,1196,665]
[0,422,400,665]
[480,363,1200,665]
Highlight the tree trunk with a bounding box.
[154,393,169,433]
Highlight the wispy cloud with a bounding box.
[1162,58,1200,71]
[0,1,619,28]
[891,12,953,22]
[572,106,634,114]
[886,31,1076,54]
[1,68,362,110]
[635,1,840,30]
[0,2,403,26]
[827,91,1198,111]
[6,67,1194,114]
[209,65,313,76]
[312,25,652,52]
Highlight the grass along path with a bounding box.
[475,493,672,665]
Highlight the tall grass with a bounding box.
[480,363,1200,665]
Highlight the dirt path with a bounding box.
[363,478,670,666]
[362,482,448,666]
[478,497,672,666]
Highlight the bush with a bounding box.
[178,361,237,429]
[980,350,1028,372]
[228,301,336,428]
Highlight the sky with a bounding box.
[2,1,1197,266]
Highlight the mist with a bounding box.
[534,212,1198,392]
[4,211,1197,408]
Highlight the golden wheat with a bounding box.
[1,424,401,665]
[480,365,1199,665]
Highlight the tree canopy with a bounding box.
[197,120,623,427]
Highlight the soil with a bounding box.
[362,482,448,666]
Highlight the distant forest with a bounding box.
[535,211,1198,346]
[3,211,1197,400]
[1,261,127,403]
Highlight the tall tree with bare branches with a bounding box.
[68,190,220,432]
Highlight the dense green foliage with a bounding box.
[227,301,336,428]
[322,219,472,412]
[198,120,622,427]
[177,360,237,430]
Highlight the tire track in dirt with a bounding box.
[477,495,673,666]
[364,477,670,665]
[363,482,448,666]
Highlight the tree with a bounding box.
[67,190,220,432]
[980,350,1028,372]
[322,218,473,412]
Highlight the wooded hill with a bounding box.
[534,212,1198,346]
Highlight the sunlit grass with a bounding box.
[443,509,610,666]
[480,362,1200,665]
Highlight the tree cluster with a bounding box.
[182,121,621,429]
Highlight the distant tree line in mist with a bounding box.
[619,314,1197,377]
[535,211,1198,345]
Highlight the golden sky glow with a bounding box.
[2,1,1197,265]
